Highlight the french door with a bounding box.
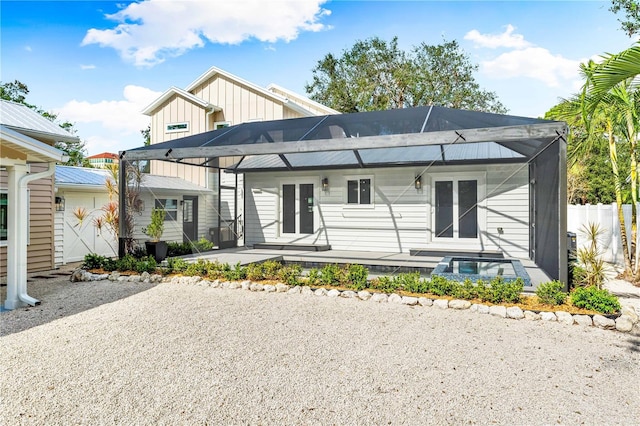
[433,178,478,239]
[282,182,314,235]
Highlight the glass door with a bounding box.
[434,179,478,239]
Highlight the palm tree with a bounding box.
[588,42,640,106]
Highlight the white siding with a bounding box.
[244,165,530,257]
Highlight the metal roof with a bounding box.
[0,125,69,163]
[122,105,567,172]
[0,100,79,144]
[55,166,212,193]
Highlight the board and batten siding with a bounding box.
[0,164,56,276]
[244,165,530,257]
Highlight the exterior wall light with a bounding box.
[322,177,329,192]
[414,175,423,190]
[55,196,65,212]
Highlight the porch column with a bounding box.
[5,164,29,310]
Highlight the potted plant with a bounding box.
[142,207,168,262]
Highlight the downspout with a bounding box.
[205,106,216,189]
[16,161,61,306]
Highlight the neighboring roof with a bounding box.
[87,152,119,160]
[142,86,221,116]
[0,125,69,163]
[266,84,340,115]
[184,66,323,118]
[0,100,79,144]
[55,165,213,193]
[123,105,567,172]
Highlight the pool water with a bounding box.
[432,256,531,286]
[445,259,517,277]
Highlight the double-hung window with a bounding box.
[155,199,178,221]
[347,177,372,205]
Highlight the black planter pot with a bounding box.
[145,241,168,262]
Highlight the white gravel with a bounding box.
[1,277,640,425]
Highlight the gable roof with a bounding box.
[87,152,119,160]
[142,86,221,116]
[0,100,79,144]
[266,83,340,115]
[1,125,69,163]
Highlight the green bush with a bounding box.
[536,281,567,306]
[452,278,478,300]
[396,272,427,294]
[205,261,225,279]
[191,237,214,253]
[262,260,283,280]
[134,256,158,273]
[117,254,138,272]
[278,264,302,286]
[245,262,265,281]
[167,241,192,257]
[428,276,456,297]
[223,262,246,281]
[167,257,189,274]
[184,259,208,277]
[570,286,621,314]
[306,268,321,286]
[480,277,523,304]
[321,264,344,286]
[102,258,119,272]
[83,253,107,270]
[370,276,400,294]
[347,264,369,291]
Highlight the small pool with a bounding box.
[432,256,531,287]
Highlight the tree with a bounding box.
[610,0,640,37]
[140,125,151,173]
[0,80,90,167]
[305,37,507,114]
[588,43,640,106]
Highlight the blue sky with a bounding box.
[1,0,636,155]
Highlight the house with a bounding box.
[124,94,568,283]
[86,152,119,169]
[54,165,214,265]
[0,100,75,310]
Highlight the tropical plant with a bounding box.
[142,207,165,242]
[570,286,621,314]
[576,222,607,288]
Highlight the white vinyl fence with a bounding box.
[567,203,639,266]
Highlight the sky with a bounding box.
[1,0,636,156]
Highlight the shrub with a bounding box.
[536,281,567,306]
[428,276,456,297]
[245,262,265,281]
[102,258,119,272]
[83,253,107,270]
[191,237,214,253]
[321,264,344,286]
[206,261,226,279]
[370,276,399,294]
[223,262,246,281]
[184,259,208,277]
[570,286,621,314]
[452,278,478,300]
[306,268,321,286]
[130,245,148,259]
[167,241,192,257]
[117,254,138,272]
[396,272,427,294]
[347,264,369,291]
[262,260,283,280]
[278,264,302,286]
[134,256,157,273]
[480,277,523,304]
[167,257,189,274]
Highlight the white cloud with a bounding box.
[56,85,161,142]
[80,64,96,70]
[482,47,582,87]
[464,24,531,49]
[82,0,331,67]
[25,45,32,52]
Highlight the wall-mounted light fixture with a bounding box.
[414,175,423,190]
[55,196,65,212]
[322,177,329,192]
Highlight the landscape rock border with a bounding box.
[71,269,640,333]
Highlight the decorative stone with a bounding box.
[593,315,616,329]
[199,279,212,287]
[275,283,290,293]
[506,306,524,319]
[388,294,402,304]
[418,298,433,307]
[476,305,490,314]
[573,315,593,327]
[210,279,220,288]
[118,276,128,282]
[357,291,372,301]
[555,311,574,325]
[249,283,264,292]
[615,315,634,332]
[70,269,86,282]
[524,311,541,321]
[264,284,276,293]
[341,291,357,298]
[621,306,639,323]
[449,300,472,310]
[141,272,150,282]
[91,273,109,281]
[220,280,230,288]
[301,286,313,296]
[489,305,507,318]
[470,304,479,312]
[540,312,557,321]
[287,286,302,295]
[434,299,449,309]
[371,293,388,303]
[241,281,251,290]
[327,289,341,298]
[228,282,240,290]
[314,288,327,296]
[401,296,419,306]
[108,271,120,281]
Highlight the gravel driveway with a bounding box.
[2,277,639,425]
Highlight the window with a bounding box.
[155,199,178,221]
[214,121,231,130]
[347,178,371,205]
[0,192,7,242]
[166,122,189,133]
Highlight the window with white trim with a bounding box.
[0,192,7,242]
[166,122,189,133]
[155,199,178,221]
[346,177,372,205]
[214,121,231,130]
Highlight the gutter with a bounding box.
[15,161,64,306]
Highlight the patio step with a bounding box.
[410,249,504,259]
[252,243,331,252]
